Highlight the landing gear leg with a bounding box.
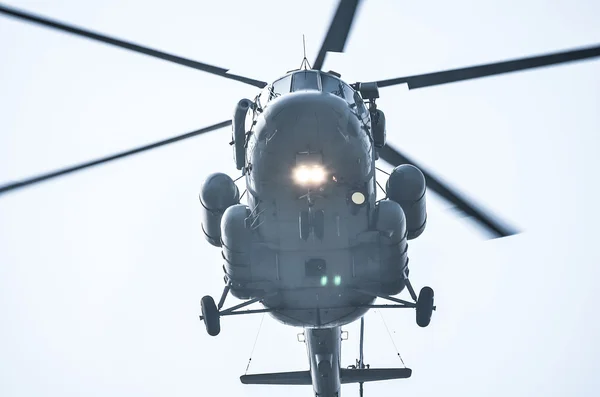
[199,286,277,337]
[217,282,231,310]
[352,278,436,328]
[405,278,418,302]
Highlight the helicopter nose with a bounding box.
[256,91,366,149]
[249,91,372,186]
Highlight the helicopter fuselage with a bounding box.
[204,73,424,397]
[244,88,383,327]
[199,71,424,329]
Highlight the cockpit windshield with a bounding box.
[321,73,344,98]
[291,71,319,91]
[271,74,292,98]
[259,71,366,114]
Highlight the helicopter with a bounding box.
[1,1,600,397]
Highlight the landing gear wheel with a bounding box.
[201,295,221,336]
[416,286,434,328]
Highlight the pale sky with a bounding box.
[1,1,600,396]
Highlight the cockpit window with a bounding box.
[354,91,368,116]
[271,74,292,99]
[256,85,270,109]
[263,72,367,116]
[321,74,344,98]
[291,71,319,91]
[342,83,356,106]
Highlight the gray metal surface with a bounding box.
[386,164,427,239]
[220,77,411,327]
[199,173,240,247]
[305,327,342,397]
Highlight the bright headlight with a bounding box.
[293,165,327,185]
[294,166,312,184]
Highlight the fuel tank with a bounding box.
[220,204,257,299]
[372,199,409,295]
[199,173,240,247]
[386,164,427,239]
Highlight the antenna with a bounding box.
[303,34,307,60]
[300,34,312,70]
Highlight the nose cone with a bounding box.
[250,91,372,186]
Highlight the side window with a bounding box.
[291,71,319,91]
[321,74,344,98]
[354,91,368,117]
[257,85,270,108]
[271,75,292,99]
[342,83,356,107]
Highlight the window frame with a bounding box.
[290,70,322,92]
[270,74,293,100]
[320,72,345,98]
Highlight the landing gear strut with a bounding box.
[200,277,435,337]
[199,283,276,337]
[353,278,436,328]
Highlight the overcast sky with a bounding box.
[1,1,600,396]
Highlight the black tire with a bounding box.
[313,210,325,240]
[299,210,310,240]
[201,295,220,336]
[416,286,434,328]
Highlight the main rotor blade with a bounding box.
[379,144,518,239]
[0,120,232,196]
[313,0,361,70]
[374,43,600,89]
[0,3,266,88]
